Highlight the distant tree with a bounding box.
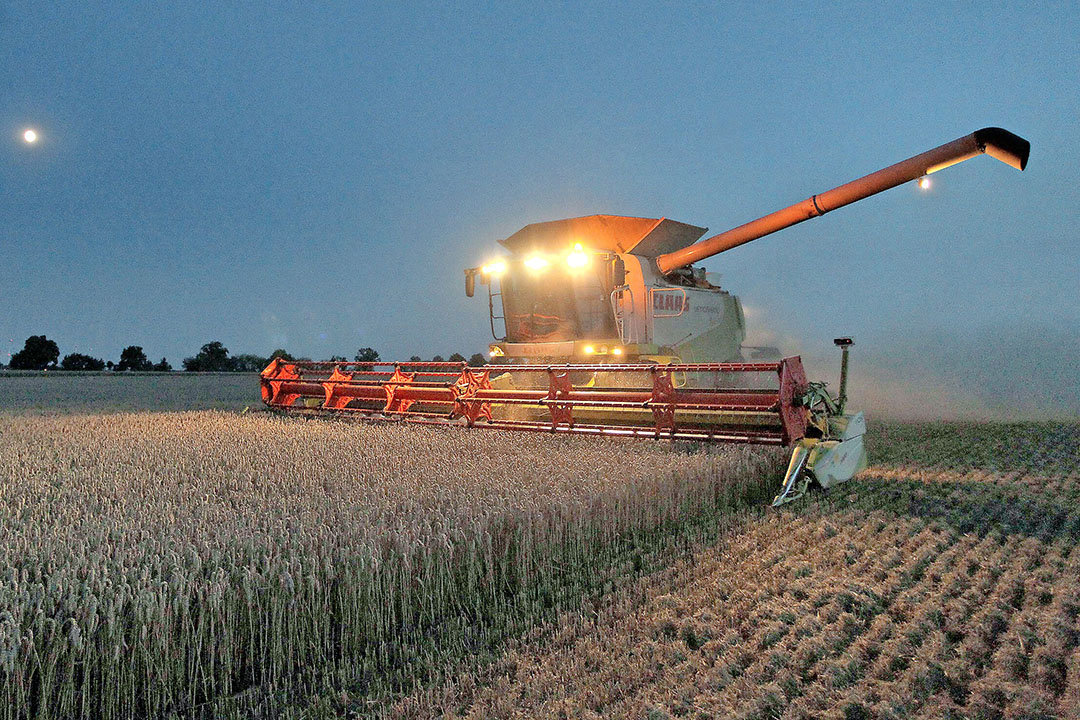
[467,353,487,367]
[152,358,172,372]
[183,341,236,372]
[432,355,445,363]
[60,353,106,371]
[116,345,153,372]
[354,347,380,371]
[269,349,294,361]
[328,355,347,363]
[408,355,422,363]
[9,336,60,370]
[448,353,466,363]
[231,354,269,372]
[354,347,379,363]
[106,361,115,371]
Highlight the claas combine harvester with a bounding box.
[261,128,1029,505]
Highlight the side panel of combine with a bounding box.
[634,259,748,363]
[649,287,745,362]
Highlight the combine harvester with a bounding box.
[262,128,1029,505]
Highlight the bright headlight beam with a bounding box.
[481,260,506,275]
[524,255,549,271]
[566,243,589,269]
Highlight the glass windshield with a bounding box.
[501,266,614,342]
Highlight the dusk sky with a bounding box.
[3,3,1077,415]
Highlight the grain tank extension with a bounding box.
[262,128,1029,505]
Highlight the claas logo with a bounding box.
[652,293,690,312]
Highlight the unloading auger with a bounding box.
[262,127,1029,505]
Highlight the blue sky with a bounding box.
[2,2,1077,413]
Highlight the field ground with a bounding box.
[1,375,1077,719]
[391,422,1080,719]
[0,372,260,414]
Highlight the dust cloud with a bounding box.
[741,310,1079,422]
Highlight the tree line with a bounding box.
[5,336,171,372]
[3,336,488,372]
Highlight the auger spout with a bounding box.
[655,127,1030,275]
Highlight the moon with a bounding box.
[23,129,38,143]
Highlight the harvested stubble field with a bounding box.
[393,422,1080,720]
[0,410,782,719]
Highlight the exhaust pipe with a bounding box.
[655,127,1030,275]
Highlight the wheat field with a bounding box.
[0,410,782,718]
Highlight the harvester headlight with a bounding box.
[488,345,504,357]
[566,243,589,269]
[524,255,549,271]
[583,345,595,354]
[612,347,623,356]
[481,260,507,275]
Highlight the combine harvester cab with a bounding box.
[263,127,1029,505]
